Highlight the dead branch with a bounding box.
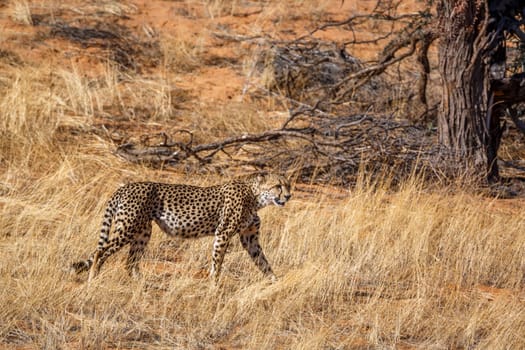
[307,11,428,39]
[116,1,444,185]
[117,128,317,165]
[116,106,434,185]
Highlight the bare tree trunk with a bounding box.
[437,0,501,181]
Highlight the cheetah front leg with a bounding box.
[209,203,243,283]
[210,233,230,283]
[239,216,277,282]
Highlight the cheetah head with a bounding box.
[251,172,292,208]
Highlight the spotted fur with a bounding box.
[71,172,291,283]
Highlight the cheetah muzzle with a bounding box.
[71,172,292,284]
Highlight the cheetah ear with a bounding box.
[256,172,268,182]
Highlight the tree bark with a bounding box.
[437,0,501,181]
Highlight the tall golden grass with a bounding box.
[1,83,524,347]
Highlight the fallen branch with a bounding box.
[116,2,442,185]
[116,108,434,185]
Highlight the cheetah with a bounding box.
[71,172,291,283]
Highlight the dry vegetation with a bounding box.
[1,0,525,349]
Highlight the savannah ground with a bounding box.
[1,0,525,349]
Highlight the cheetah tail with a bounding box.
[70,192,119,274]
[70,258,92,274]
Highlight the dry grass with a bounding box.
[160,33,205,74]
[190,102,273,140]
[3,173,525,348]
[1,114,525,348]
[8,0,33,25]
[1,1,525,349]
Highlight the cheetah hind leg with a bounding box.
[125,225,152,279]
[85,226,141,282]
[87,250,101,283]
[86,233,131,282]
